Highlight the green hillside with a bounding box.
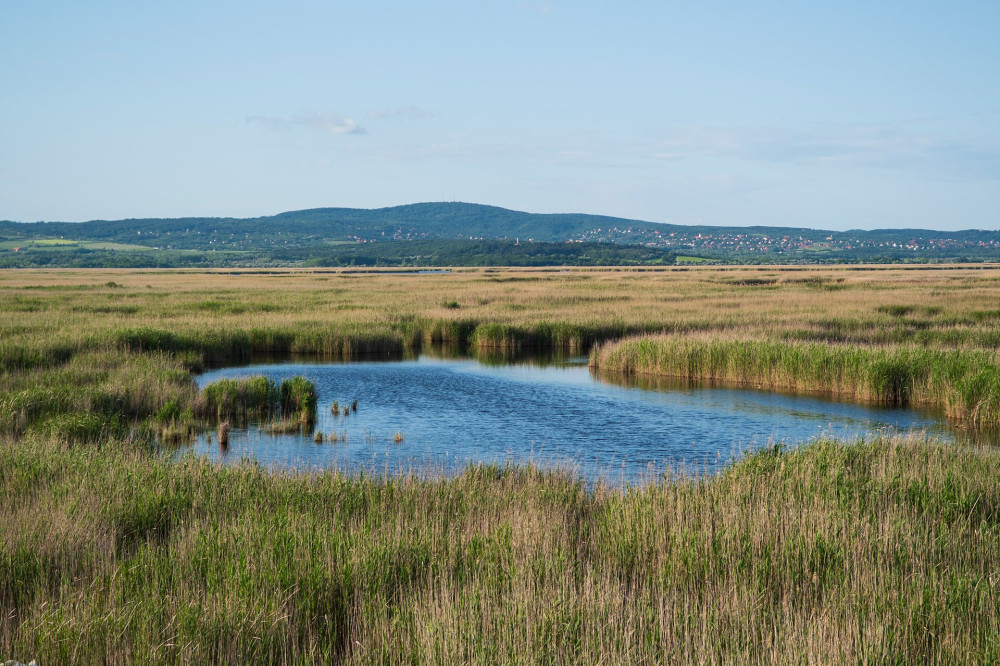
[1,202,998,266]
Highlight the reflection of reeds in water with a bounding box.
[263,417,304,434]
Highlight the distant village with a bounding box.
[566,225,1000,256]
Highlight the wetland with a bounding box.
[3,265,1000,664]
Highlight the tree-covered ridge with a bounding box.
[0,203,664,248]
[1,201,998,266]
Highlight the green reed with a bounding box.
[591,336,1000,425]
[2,434,999,664]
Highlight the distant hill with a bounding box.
[0,203,671,248]
[1,202,998,266]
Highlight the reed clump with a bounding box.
[197,376,277,421]
[196,375,317,428]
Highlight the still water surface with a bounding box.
[188,357,959,481]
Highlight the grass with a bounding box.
[674,254,712,264]
[3,265,1000,661]
[0,238,158,251]
[2,434,999,663]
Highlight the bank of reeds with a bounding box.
[196,375,317,428]
[591,335,1000,426]
[2,434,999,663]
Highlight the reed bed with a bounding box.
[2,434,999,664]
[590,336,1000,426]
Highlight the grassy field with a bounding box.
[3,433,1000,664]
[2,265,1000,663]
[0,239,160,252]
[673,254,714,264]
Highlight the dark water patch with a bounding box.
[181,357,973,483]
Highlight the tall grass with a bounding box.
[196,375,317,426]
[2,434,999,663]
[591,335,1000,426]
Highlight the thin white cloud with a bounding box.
[365,105,432,121]
[247,112,367,135]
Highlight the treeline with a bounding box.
[0,240,677,268]
[0,249,261,269]
[289,239,677,267]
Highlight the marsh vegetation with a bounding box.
[2,265,1000,662]
[3,435,1000,663]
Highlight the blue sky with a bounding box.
[1,1,998,230]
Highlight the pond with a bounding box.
[184,356,968,482]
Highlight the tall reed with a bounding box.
[2,434,999,663]
[591,335,1000,425]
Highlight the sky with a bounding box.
[1,1,998,230]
